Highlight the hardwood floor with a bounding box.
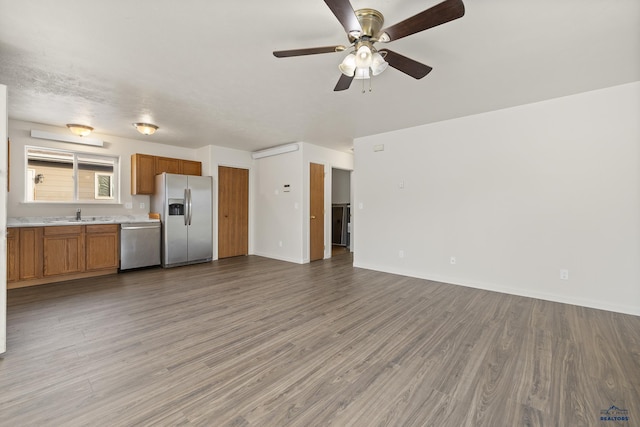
[2,255,638,426]
[331,245,349,257]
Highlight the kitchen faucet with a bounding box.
[76,208,81,221]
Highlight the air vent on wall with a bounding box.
[251,143,299,159]
[31,130,104,147]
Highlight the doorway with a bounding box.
[331,168,351,257]
[309,163,324,261]
[218,166,249,258]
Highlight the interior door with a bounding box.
[310,162,324,261]
[218,166,249,258]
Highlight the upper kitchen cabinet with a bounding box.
[181,160,202,176]
[155,156,181,174]
[131,153,202,195]
[131,153,156,195]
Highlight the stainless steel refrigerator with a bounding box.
[151,173,213,268]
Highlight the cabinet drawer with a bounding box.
[86,224,119,234]
[44,225,83,235]
[7,228,18,238]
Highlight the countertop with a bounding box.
[7,215,160,228]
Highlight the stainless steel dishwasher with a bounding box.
[120,222,161,270]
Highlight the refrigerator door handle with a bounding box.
[188,188,193,225]
[184,188,189,226]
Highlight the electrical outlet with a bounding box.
[139,202,145,209]
[399,250,404,258]
[125,202,132,209]
[278,240,283,248]
[560,269,569,280]
[450,256,456,265]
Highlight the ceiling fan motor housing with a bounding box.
[349,9,385,42]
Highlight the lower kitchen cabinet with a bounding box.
[6,227,20,282]
[86,224,119,271]
[7,224,120,289]
[43,226,85,276]
[17,227,43,281]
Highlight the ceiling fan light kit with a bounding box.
[338,53,357,76]
[370,51,387,76]
[273,0,465,91]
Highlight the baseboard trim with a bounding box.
[353,261,640,316]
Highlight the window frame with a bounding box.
[25,145,121,204]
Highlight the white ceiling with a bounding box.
[1,0,638,152]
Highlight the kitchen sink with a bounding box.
[44,217,115,224]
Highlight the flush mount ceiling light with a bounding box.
[133,123,159,135]
[66,124,94,137]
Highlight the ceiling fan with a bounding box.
[273,0,465,91]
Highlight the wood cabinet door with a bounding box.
[7,228,19,282]
[131,154,156,195]
[218,166,249,258]
[86,224,119,271]
[181,160,202,176]
[155,157,181,175]
[310,163,324,261]
[18,227,43,280]
[43,226,85,276]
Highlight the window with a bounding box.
[26,146,120,203]
[94,173,113,199]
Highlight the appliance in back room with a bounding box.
[151,173,213,268]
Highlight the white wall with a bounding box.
[254,148,304,263]
[7,120,204,218]
[0,84,7,354]
[354,82,640,315]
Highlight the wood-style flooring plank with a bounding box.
[1,254,638,426]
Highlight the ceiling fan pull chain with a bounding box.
[369,74,373,92]
[362,77,365,94]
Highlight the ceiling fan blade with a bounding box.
[273,46,345,58]
[324,0,362,35]
[334,74,354,91]
[380,0,465,42]
[379,49,433,79]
